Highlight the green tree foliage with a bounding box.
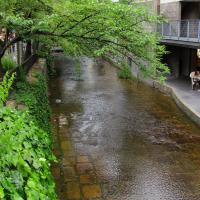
[118,63,134,80]
[0,0,168,80]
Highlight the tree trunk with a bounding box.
[0,42,6,78]
[32,41,39,54]
[0,59,5,80]
[24,40,32,60]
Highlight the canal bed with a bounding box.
[50,55,200,200]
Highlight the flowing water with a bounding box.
[50,55,200,200]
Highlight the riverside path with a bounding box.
[50,55,200,200]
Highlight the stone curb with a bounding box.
[153,81,200,128]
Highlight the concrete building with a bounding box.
[158,0,200,78]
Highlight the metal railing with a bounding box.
[159,19,200,43]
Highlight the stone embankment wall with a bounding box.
[130,62,200,128]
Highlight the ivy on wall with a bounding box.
[15,74,51,133]
[0,71,57,199]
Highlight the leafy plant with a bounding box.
[0,71,57,199]
[0,72,15,107]
[117,63,134,80]
[15,74,51,133]
[0,107,57,199]
[1,55,17,71]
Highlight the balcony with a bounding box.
[159,20,200,43]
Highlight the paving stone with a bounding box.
[60,133,70,141]
[80,174,96,184]
[61,141,72,152]
[51,166,61,180]
[96,173,109,184]
[63,166,77,182]
[76,163,94,174]
[59,127,69,135]
[17,104,27,111]
[66,182,81,199]
[60,134,70,141]
[74,143,88,155]
[77,155,89,163]
[59,115,68,126]
[6,100,16,109]
[62,156,76,167]
[82,184,102,199]
[63,150,75,158]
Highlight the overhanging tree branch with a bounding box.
[61,13,99,35]
[0,36,21,57]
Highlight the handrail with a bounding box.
[158,19,200,43]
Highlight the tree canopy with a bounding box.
[0,0,169,80]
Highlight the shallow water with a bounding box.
[50,55,200,200]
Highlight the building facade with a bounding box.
[159,0,200,78]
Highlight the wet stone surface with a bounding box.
[50,55,200,200]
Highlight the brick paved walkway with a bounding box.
[52,114,103,200]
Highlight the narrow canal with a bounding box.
[50,55,200,200]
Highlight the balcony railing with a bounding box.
[158,19,200,43]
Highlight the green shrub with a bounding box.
[15,74,51,133]
[0,72,15,107]
[117,64,134,80]
[1,55,17,71]
[0,107,57,199]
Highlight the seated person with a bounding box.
[190,70,200,90]
[194,71,200,77]
[194,67,200,77]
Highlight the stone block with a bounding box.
[6,100,16,109]
[17,104,27,111]
[66,182,81,199]
[80,174,96,184]
[63,166,77,182]
[77,156,89,163]
[76,163,93,174]
[82,185,102,199]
